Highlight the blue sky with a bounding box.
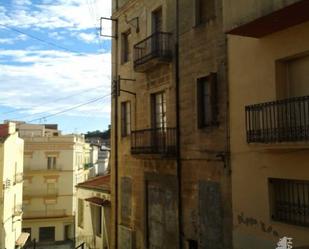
[0,0,112,134]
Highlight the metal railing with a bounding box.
[246,96,309,143]
[131,127,177,156]
[270,178,309,227]
[133,32,172,70]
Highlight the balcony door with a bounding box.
[152,7,162,34]
[276,55,309,139]
[151,92,167,152]
[151,8,163,56]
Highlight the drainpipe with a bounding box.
[113,19,119,249]
[175,0,183,249]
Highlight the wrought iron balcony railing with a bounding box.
[133,32,172,72]
[246,95,309,143]
[131,127,177,156]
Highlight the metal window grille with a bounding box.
[270,178,309,227]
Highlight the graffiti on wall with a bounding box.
[237,212,279,238]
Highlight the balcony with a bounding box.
[23,209,67,219]
[133,32,172,72]
[226,0,309,38]
[13,204,23,217]
[246,96,309,144]
[14,173,23,184]
[131,128,177,156]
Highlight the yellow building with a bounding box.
[75,175,111,249]
[13,123,91,247]
[225,0,309,248]
[0,122,28,249]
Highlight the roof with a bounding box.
[16,233,30,246]
[76,174,110,192]
[85,197,111,207]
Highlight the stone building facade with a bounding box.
[110,1,231,249]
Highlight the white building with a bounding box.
[10,122,90,248]
[0,122,28,249]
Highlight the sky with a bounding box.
[0,0,112,134]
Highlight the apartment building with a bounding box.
[13,123,91,248]
[0,123,27,249]
[225,0,309,248]
[110,1,231,249]
[75,175,111,249]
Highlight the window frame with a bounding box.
[121,30,131,64]
[151,91,167,129]
[47,156,56,170]
[197,73,218,128]
[78,199,84,228]
[193,0,216,27]
[121,101,131,137]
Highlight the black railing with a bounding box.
[246,96,309,143]
[131,128,177,156]
[133,32,172,69]
[270,178,309,227]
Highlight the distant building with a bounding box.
[97,146,110,176]
[0,122,28,249]
[10,122,91,248]
[75,175,111,249]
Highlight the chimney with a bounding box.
[0,122,16,137]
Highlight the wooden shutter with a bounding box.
[209,72,218,125]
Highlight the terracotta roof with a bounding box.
[76,174,110,192]
[85,197,111,206]
[16,233,30,246]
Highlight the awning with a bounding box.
[16,232,30,247]
[85,197,111,207]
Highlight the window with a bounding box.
[188,240,198,249]
[152,7,163,33]
[197,73,218,128]
[78,199,84,228]
[121,101,131,137]
[39,227,55,242]
[277,54,309,98]
[47,156,56,170]
[270,178,309,227]
[121,30,131,64]
[194,0,215,26]
[151,92,167,129]
[95,206,102,236]
[47,183,56,195]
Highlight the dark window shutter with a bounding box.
[121,102,126,137]
[210,72,218,125]
[197,79,204,128]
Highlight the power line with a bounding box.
[1,85,105,116]
[27,94,111,123]
[0,23,86,55]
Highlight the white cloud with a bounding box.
[0,49,111,120]
[0,0,112,31]
[0,34,27,44]
[77,32,97,43]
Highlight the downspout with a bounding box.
[175,0,183,249]
[113,18,119,249]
